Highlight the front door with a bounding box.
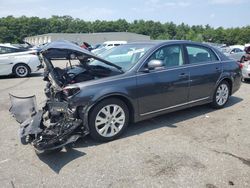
[136,44,190,116]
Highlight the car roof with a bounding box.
[125,40,214,48]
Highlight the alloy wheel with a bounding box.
[216,83,229,106]
[95,104,126,137]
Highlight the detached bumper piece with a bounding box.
[9,94,38,124]
[9,94,83,153]
[33,119,82,152]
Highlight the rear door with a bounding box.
[136,44,190,116]
[185,44,222,101]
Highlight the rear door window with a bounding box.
[0,46,25,54]
[186,45,218,64]
[233,48,243,53]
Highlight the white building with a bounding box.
[24,32,150,46]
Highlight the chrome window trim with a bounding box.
[136,43,222,73]
[79,60,222,87]
[136,61,222,77]
[140,97,210,116]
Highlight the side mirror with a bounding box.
[230,51,235,54]
[147,60,164,70]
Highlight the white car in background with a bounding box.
[0,44,41,77]
[101,41,127,49]
[242,61,250,81]
[92,41,127,55]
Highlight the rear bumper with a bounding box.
[242,62,250,78]
[28,55,42,73]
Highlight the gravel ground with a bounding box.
[0,72,249,188]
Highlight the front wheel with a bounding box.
[211,81,230,109]
[88,98,129,142]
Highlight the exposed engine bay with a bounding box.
[9,40,123,154]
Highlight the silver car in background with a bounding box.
[222,47,245,62]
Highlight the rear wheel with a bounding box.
[88,98,129,142]
[13,63,30,78]
[211,81,230,109]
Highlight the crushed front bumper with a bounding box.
[9,94,84,152]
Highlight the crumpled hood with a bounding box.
[41,40,122,71]
[66,73,127,90]
[41,40,94,57]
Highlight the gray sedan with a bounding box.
[10,40,242,153]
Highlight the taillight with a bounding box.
[239,63,243,69]
[237,62,243,69]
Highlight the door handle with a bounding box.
[215,67,221,72]
[179,73,188,78]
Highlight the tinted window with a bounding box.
[233,48,243,53]
[0,46,14,54]
[0,46,24,54]
[186,45,218,64]
[149,45,184,68]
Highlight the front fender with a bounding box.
[70,76,138,126]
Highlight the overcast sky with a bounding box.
[0,0,248,28]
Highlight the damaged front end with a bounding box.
[9,40,113,153]
[9,40,122,153]
[9,94,83,153]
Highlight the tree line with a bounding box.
[0,15,249,45]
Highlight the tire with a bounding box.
[13,63,30,78]
[211,81,230,109]
[88,98,129,142]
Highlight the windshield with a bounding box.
[88,44,153,72]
